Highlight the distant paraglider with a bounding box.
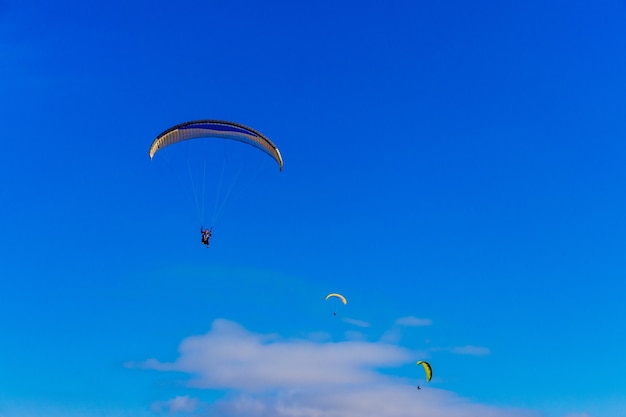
[325,293,347,304]
[325,293,347,316]
[416,360,432,390]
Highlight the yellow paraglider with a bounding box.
[325,293,347,304]
[325,293,347,317]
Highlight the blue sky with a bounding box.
[1,1,626,416]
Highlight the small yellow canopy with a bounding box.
[325,293,347,304]
[416,361,432,382]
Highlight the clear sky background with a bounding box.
[1,1,626,416]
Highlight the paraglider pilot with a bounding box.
[200,227,212,247]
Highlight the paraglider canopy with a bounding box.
[416,361,432,382]
[149,119,283,171]
[325,293,347,304]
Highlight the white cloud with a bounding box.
[0,402,152,417]
[137,319,538,417]
[449,345,491,356]
[344,330,367,341]
[342,317,371,327]
[139,319,411,391]
[395,316,433,327]
[379,328,402,344]
[428,345,491,356]
[379,316,433,344]
[303,331,331,342]
[212,385,540,417]
[151,396,200,414]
